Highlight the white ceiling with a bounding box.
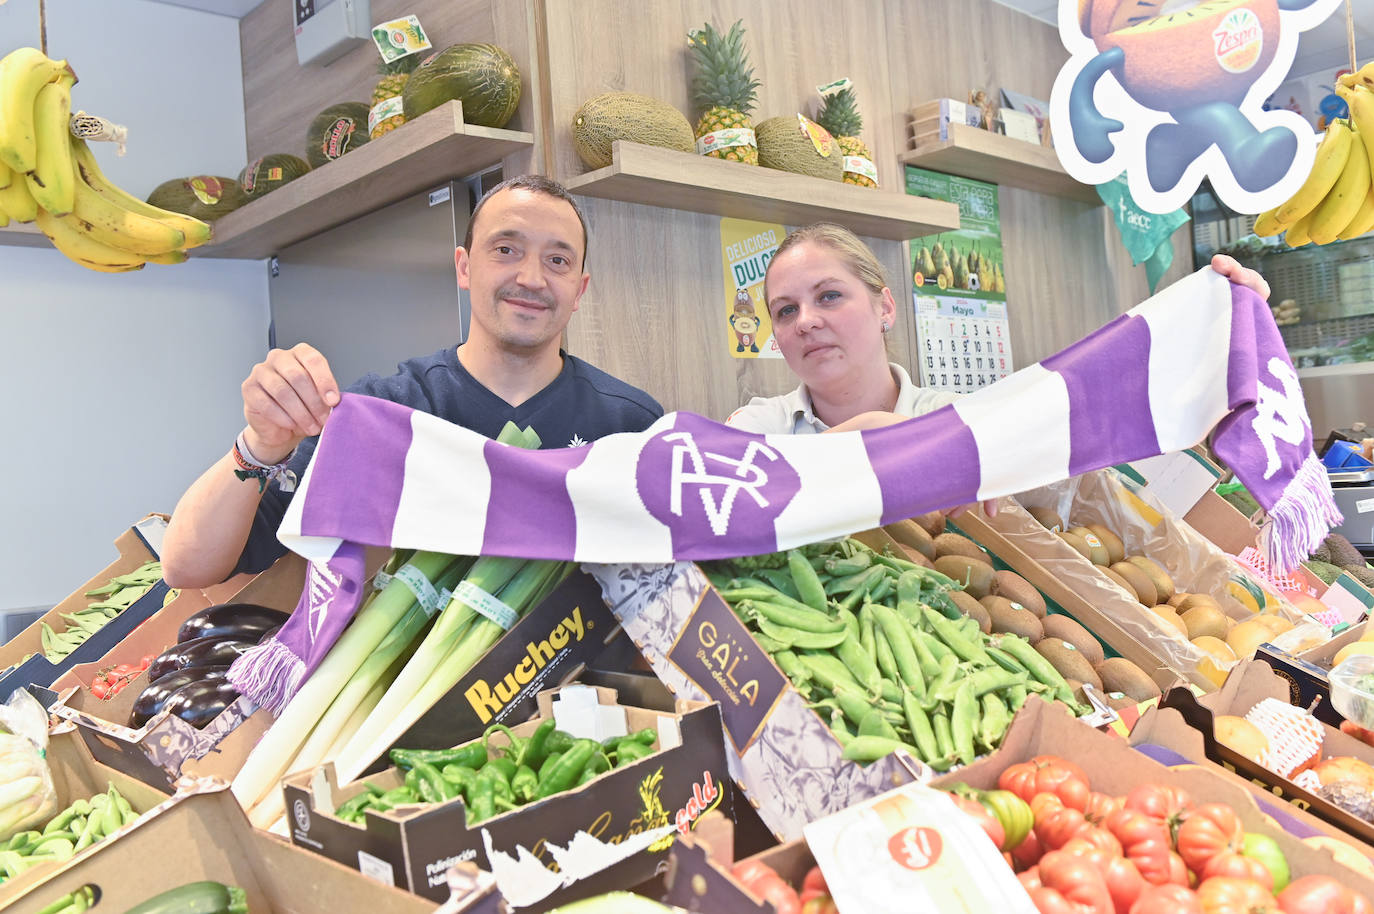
[992,0,1374,79]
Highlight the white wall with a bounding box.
[1,0,269,613]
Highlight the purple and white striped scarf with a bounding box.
[230,268,1341,711]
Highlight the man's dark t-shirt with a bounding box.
[234,347,663,574]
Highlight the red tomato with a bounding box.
[952,794,1006,850]
[1020,867,1043,892]
[1013,829,1046,872]
[1124,784,1193,838]
[1107,808,1176,886]
[1061,838,1145,914]
[730,860,801,914]
[1000,756,1092,810]
[89,679,110,699]
[1084,791,1124,826]
[799,865,828,904]
[1276,875,1370,914]
[1201,853,1271,892]
[1034,793,1093,850]
[111,663,135,676]
[1031,850,1116,914]
[138,653,157,668]
[1194,877,1278,914]
[1073,826,1124,858]
[1175,805,1244,875]
[1130,883,1203,914]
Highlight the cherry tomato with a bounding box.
[1000,756,1091,810]
[1194,877,1278,914]
[1175,804,1244,876]
[1130,883,1203,914]
[90,679,110,699]
[111,663,135,677]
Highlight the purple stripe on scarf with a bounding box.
[482,438,591,558]
[1043,313,1160,476]
[299,395,415,545]
[862,405,982,524]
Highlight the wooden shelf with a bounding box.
[0,221,47,249]
[900,123,1101,206]
[196,102,533,259]
[564,141,960,241]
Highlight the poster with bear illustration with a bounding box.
[720,217,785,359]
[906,166,1014,393]
[1051,0,1344,216]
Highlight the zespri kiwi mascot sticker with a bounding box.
[1050,0,1342,215]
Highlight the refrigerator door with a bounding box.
[267,181,471,389]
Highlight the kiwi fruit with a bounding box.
[1041,614,1105,666]
[1026,505,1065,532]
[1095,657,1162,702]
[1086,524,1126,565]
[1126,555,1176,603]
[1069,526,1111,566]
[934,532,986,561]
[886,519,936,559]
[995,571,1046,618]
[1101,566,1141,601]
[1110,562,1158,606]
[953,594,992,633]
[983,596,1044,642]
[1036,637,1103,692]
[1058,531,1095,561]
[1180,604,1229,641]
[896,544,935,568]
[934,555,997,599]
[911,511,946,537]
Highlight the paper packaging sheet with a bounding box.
[586,561,924,842]
[965,468,1315,690]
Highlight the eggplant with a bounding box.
[257,623,282,644]
[176,603,288,644]
[161,679,241,729]
[145,636,255,683]
[129,667,229,728]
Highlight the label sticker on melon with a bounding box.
[322,118,359,160]
[188,176,224,206]
[371,14,431,63]
[797,114,835,157]
[697,128,756,155]
[241,158,264,193]
[369,97,405,134]
[1213,8,1263,74]
[844,155,878,182]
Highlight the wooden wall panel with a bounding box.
[239,0,540,174]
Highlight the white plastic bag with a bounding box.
[0,689,58,840]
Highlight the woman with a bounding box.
[726,222,1270,436]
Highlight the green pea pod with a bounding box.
[859,604,879,668]
[902,691,939,762]
[993,634,1078,706]
[966,666,1027,698]
[877,677,903,705]
[833,632,883,696]
[873,624,899,681]
[951,680,978,765]
[796,651,864,695]
[841,735,921,765]
[772,649,809,687]
[537,738,598,799]
[754,568,802,601]
[788,549,829,612]
[985,646,1028,674]
[755,617,848,650]
[858,709,900,741]
[719,589,844,633]
[828,684,877,727]
[979,692,1011,751]
[824,552,873,577]
[1005,683,1029,711]
[932,709,954,760]
[922,606,990,666]
[750,631,789,653]
[837,605,861,643]
[868,574,894,603]
[915,630,954,664]
[825,565,878,597]
[871,604,926,697]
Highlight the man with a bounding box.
[161,175,663,588]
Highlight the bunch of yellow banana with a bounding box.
[0,47,211,273]
[1253,107,1374,247]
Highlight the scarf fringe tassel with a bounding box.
[1260,453,1345,575]
[227,638,305,717]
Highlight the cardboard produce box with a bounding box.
[933,695,1374,896]
[1147,658,1374,846]
[586,561,923,843]
[283,684,732,910]
[0,774,460,914]
[0,523,170,700]
[959,469,1314,691]
[0,724,171,905]
[1249,622,1367,728]
[45,556,614,790]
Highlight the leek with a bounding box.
[230,549,460,815]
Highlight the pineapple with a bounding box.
[687,20,761,165]
[816,80,877,188]
[369,53,421,139]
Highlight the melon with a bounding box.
[146,176,247,222]
[402,44,521,129]
[756,115,844,181]
[237,153,310,198]
[571,93,695,170]
[1096,0,1281,110]
[306,103,372,169]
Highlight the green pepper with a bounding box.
[511,764,539,803]
[522,719,557,769]
[412,759,455,803]
[538,750,564,781]
[336,788,380,821]
[484,722,528,766]
[537,738,598,799]
[404,767,424,797]
[614,740,654,768]
[441,764,479,801]
[390,743,487,771]
[467,774,495,824]
[544,730,576,757]
[485,756,517,783]
[577,751,612,785]
[372,785,419,813]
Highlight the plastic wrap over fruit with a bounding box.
[1331,654,1374,730]
[0,688,58,841]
